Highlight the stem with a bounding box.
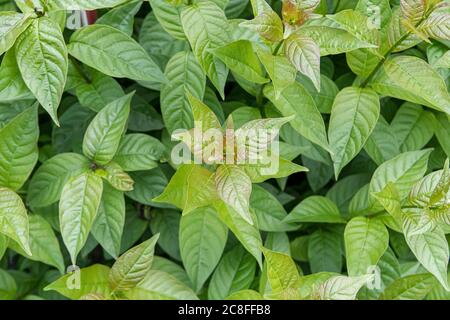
[360,32,411,88]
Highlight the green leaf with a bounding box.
[371,56,450,115]
[83,93,132,165]
[215,165,253,225]
[284,33,321,91]
[328,87,380,178]
[180,2,230,98]
[0,12,31,56]
[404,227,450,291]
[264,82,329,152]
[74,69,125,112]
[434,113,450,158]
[390,102,436,152]
[96,0,143,36]
[148,0,186,40]
[308,227,343,273]
[0,49,32,102]
[48,0,132,10]
[369,149,433,205]
[180,206,228,292]
[313,274,374,300]
[100,162,134,192]
[400,0,426,25]
[262,247,301,300]
[188,92,222,132]
[418,10,450,41]
[364,116,400,165]
[15,17,68,125]
[214,201,263,268]
[154,164,218,214]
[344,217,389,276]
[150,209,181,261]
[91,183,125,258]
[0,105,38,191]
[380,273,436,300]
[0,187,30,255]
[68,25,165,83]
[285,196,346,224]
[0,269,16,300]
[212,40,268,84]
[239,8,283,42]
[45,264,112,300]
[257,49,297,99]
[125,270,198,300]
[208,245,257,300]
[27,153,90,208]
[113,134,164,172]
[59,172,103,264]
[109,234,160,292]
[9,214,64,273]
[161,51,205,134]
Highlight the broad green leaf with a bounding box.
[45,264,112,300]
[0,235,8,261]
[371,56,450,115]
[0,12,31,56]
[109,234,160,292]
[125,270,198,300]
[161,51,205,134]
[48,0,132,10]
[126,168,170,208]
[212,40,268,84]
[91,183,125,258]
[257,49,297,99]
[434,113,450,158]
[148,0,186,40]
[150,209,181,261]
[215,165,253,224]
[308,228,343,273]
[0,105,38,191]
[313,274,374,300]
[369,149,433,204]
[364,116,400,165]
[74,69,125,112]
[419,10,450,40]
[139,12,187,68]
[113,134,165,172]
[208,245,257,300]
[264,83,329,152]
[15,17,67,124]
[299,22,377,56]
[0,269,16,300]
[188,92,221,132]
[27,153,90,208]
[400,0,426,25]
[404,227,450,291]
[262,247,301,300]
[239,9,284,42]
[0,187,30,255]
[285,196,345,224]
[180,206,228,292]
[153,164,218,214]
[390,102,435,152]
[59,172,103,264]
[68,25,165,83]
[214,201,263,268]
[100,162,134,192]
[152,256,191,287]
[83,93,132,165]
[226,289,264,300]
[328,87,380,178]
[380,273,436,300]
[9,215,64,273]
[250,185,296,232]
[284,33,321,91]
[96,0,142,35]
[0,49,32,102]
[345,217,389,276]
[180,2,230,98]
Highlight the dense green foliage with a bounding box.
[0,0,449,300]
